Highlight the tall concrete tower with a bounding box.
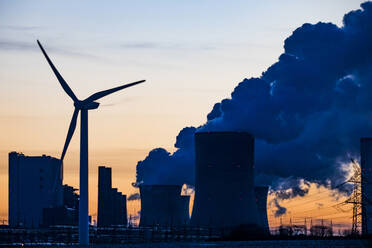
[97,166,127,227]
[8,152,63,227]
[254,186,270,234]
[139,185,190,227]
[97,166,112,227]
[190,132,261,230]
[360,138,372,235]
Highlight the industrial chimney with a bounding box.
[254,186,270,234]
[97,166,127,227]
[139,185,190,227]
[190,131,261,230]
[360,138,372,235]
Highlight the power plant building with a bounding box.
[190,132,261,230]
[139,185,190,227]
[360,138,372,235]
[97,166,127,227]
[8,152,63,227]
[254,186,270,234]
[42,184,79,227]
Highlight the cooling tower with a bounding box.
[360,138,372,235]
[254,186,270,234]
[179,195,190,225]
[191,131,261,229]
[139,185,189,227]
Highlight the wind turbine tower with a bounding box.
[37,40,145,245]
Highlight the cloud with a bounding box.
[135,127,196,186]
[0,25,41,31]
[273,178,310,200]
[135,2,372,199]
[128,193,140,201]
[121,42,161,49]
[0,39,102,60]
[0,40,34,51]
[120,41,216,51]
[273,199,287,217]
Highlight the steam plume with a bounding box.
[135,2,372,198]
[128,193,140,201]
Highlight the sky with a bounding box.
[0,0,365,228]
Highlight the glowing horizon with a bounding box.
[0,149,355,232]
[0,0,364,232]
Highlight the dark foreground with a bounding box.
[2,240,369,248]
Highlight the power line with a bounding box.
[272,188,349,210]
[290,202,353,215]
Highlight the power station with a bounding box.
[8,130,372,241]
[190,132,261,231]
[139,185,190,227]
[97,166,127,227]
[8,152,63,228]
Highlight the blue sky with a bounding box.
[0,0,364,134]
[0,0,366,220]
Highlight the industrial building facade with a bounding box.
[97,166,127,227]
[8,152,63,227]
[191,132,261,230]
[139,185,190,227]
[42,184,79,227]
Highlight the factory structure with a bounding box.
[138,131,270,234]
[137,132,372,236]
[8,152,63,227]
[6,132,372,239]
[42,184,79,227]
[191,132,261,229]
[139,185,190,227]
[97,166,128,227]
[8,153,127,228]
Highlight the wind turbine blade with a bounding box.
[61,108,79,161]
[37,40,78,102]
[83,80,145,104]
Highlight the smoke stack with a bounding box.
[360,138,372,235]
[139,185,189,227]
[190,132,261,229]
[97,166,127,227]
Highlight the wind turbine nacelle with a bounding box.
[84,101,100,110]
[75,101,100,110]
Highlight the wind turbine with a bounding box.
[37,40,145,245]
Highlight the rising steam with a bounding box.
[135,2,372,203]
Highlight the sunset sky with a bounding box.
[0,0,364,229]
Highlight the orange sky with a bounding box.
[0,0,363,232]
[0,147,354,231]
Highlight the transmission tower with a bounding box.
[345,159,362,235]
[333,159,362,234]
